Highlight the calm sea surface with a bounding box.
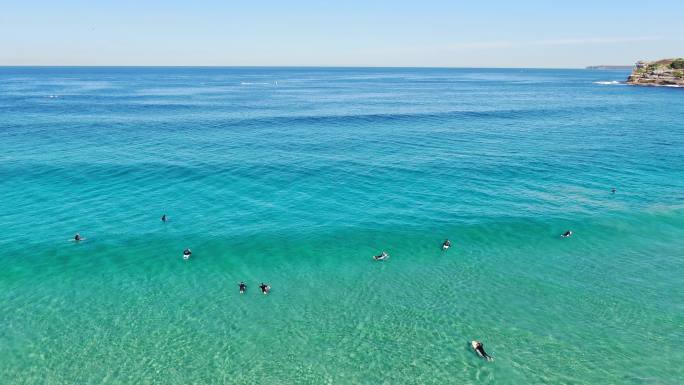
[1,67,683,384]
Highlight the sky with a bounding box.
[1,0,683,67]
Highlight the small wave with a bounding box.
[47,95,59,98]
[240,82,272,86]
[593,81,623,85]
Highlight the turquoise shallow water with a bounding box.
[1,67,683,384]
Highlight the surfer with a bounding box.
[161,214,167,222]
[561,230,573,238]
[239,281,247,294]
[471,341,492,360]
[611,188,616,194]
[183,248,192,260]
[373,251,389,261]
[259,283,270,295]
[442,239,451,250]
[74,233,82,242]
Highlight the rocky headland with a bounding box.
[627,58,684,87]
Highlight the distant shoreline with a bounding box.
[586,65,632,70]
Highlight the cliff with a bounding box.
[627,58,684,87]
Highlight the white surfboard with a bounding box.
[471,341,492,361]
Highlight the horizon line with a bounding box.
[0,64,630,70]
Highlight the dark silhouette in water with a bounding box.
[373,251,389,261]
[471,341,492,361]
[442,239,451,250]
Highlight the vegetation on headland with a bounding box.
[627,58,684,87]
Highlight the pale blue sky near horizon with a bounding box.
[1,0,682,67]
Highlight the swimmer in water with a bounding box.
[259,283,270,295]
[471,341,492,361]
[442,239,451,250]
[561,230,573,238]
[239,281,247,294]
[611,188,616,194]
[74,233,82,242]
[183,248,192,259]
[161,214,167,222]
[373,251,389,261]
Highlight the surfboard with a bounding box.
[471,341,492,360]
[471,341,484,358]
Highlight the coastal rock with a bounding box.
[627,58,684,87]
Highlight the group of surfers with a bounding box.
[238,281,271,295]
[371,230,572,261]
[68,211,583,362]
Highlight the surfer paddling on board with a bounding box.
[471,341,493,361]
[561,230,573,238]
[239,281,247,294]
[373,251,389,261]
[259,283,270,295]
[183,248,192,260]
[442,239,451,251]
[74,233,83,242]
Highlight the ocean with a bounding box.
[1,67,682,384]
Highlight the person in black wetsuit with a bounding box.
[161,214,167,222]
[183,248,192,259]
[239,281,247,294]
[561,230,573,238]
[442,239,451,249]
[373,251,389,260]
[259,283,270,294]
[473,341,492,360]
[74,233,82,242]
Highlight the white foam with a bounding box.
[593,81,622,85]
